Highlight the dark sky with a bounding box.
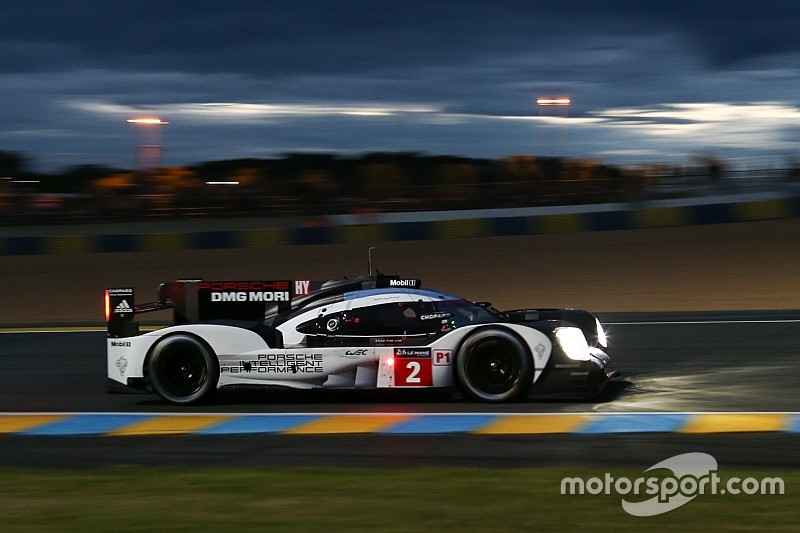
[3,1,800,171]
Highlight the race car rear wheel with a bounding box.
[148,334,218,405]
[456,328,533,402]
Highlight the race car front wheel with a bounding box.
[148,334,219,405]
[456,328,533,402]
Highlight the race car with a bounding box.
[106,274,614,405]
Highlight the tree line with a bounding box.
[0,150,747,224]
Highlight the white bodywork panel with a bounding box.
[108,324,270,386]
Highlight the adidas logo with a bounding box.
[114,300,133,314]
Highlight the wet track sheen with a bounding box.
[0,311,798,467]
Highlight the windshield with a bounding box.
[434,299,504,329]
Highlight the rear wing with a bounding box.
[105,280,292,338]
[105,275,422,338]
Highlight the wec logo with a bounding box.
[561,452,785,516]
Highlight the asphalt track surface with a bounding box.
[2,312,799,414]
[1,311,798,468]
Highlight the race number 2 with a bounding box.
[395,358,432,387]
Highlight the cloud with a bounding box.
[69,100,443,122]
[592,103,800,149]
[4,2,800,170]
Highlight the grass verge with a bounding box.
[0,466,797,532]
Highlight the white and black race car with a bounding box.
[106,275,615,405]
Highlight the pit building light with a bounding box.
[127,118,170,125]
[536,98,571,106]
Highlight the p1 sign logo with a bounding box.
[433,350,452,366]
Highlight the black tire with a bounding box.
[456,328,533,402]
[148,334,218,405]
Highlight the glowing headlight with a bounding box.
[595,318,607,348]
[555,327,591,361]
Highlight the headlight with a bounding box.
[555,327,591,361]
[595,318,607,348]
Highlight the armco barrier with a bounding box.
[2,194,798,256]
